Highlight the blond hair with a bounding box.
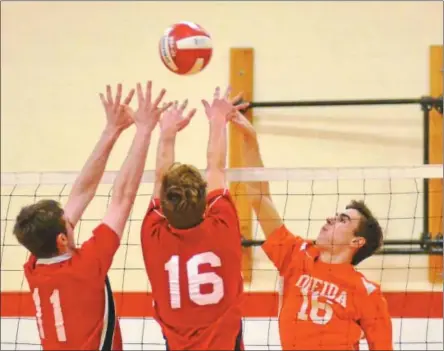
[160,163,207,229]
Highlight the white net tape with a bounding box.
[1,164,443,185]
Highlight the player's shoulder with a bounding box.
[93,222,119,238]
[266,225,313,251]
[205,188,240,227]
[298,238,316,253]
[292,239,319,270]
[23,255,39,283]
[206,188,234,208]
[143,198,164,219]
[23,254,37,271]
[353,271,382,296]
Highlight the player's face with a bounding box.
[316,208,362,255]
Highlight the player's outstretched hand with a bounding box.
[100,83,135,133]
[134,81,172,133]
[160,100,196,138]
[202,86,249,122]
[230,91,250,112]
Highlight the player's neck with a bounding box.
[57,247,74,256]
[318,250,352,265]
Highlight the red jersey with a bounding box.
[24,224,122,351]
[141,189,244,350]
[262,225,393,350]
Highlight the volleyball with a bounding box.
[159,22,213,75]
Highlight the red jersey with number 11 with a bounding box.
[24,224,122,350]
[141,189,244,350]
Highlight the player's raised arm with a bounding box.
[63,84,135,227]
[203,87,249,192]
[103,82,171,237]
[232,113,304,275]
[152,100,196,198]
[232,113,283,240]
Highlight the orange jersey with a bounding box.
[141,189,244,350]
[262,225,393,351]
[24,224,122,351]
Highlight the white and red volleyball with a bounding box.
[159,22,212,75]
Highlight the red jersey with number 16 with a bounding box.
[24,224,122,351]
[141,189,244,350]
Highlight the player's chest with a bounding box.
[281,270,359,323]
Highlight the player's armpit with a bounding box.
[359,289,393,350]
[78,223,120,278]
[261,225,305,275]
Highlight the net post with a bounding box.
[428,45,443,284]
[229,48,254,283]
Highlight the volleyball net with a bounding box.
[1,164,443,350]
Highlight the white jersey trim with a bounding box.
[361,277,377,295]
[99,283,110,350]
[277,275,284,317]
[152,198,165,218]
[36,253,72,265]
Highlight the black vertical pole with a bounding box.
[422,102,430,238]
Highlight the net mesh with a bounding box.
[1,165,443,351]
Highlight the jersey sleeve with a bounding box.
[358,284,393,350]
[261,225,307,275]
[77,223,121,278]
[205,189,241,238]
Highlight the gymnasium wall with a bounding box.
[2,2,442,172]
[1,0,442,334]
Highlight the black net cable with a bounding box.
[245,96,443,110]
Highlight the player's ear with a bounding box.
[351,236,366,249]
[56,233,68,253]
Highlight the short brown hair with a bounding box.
[160,163,207,229]
[13,199,66,258]
[347,200,383,265]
